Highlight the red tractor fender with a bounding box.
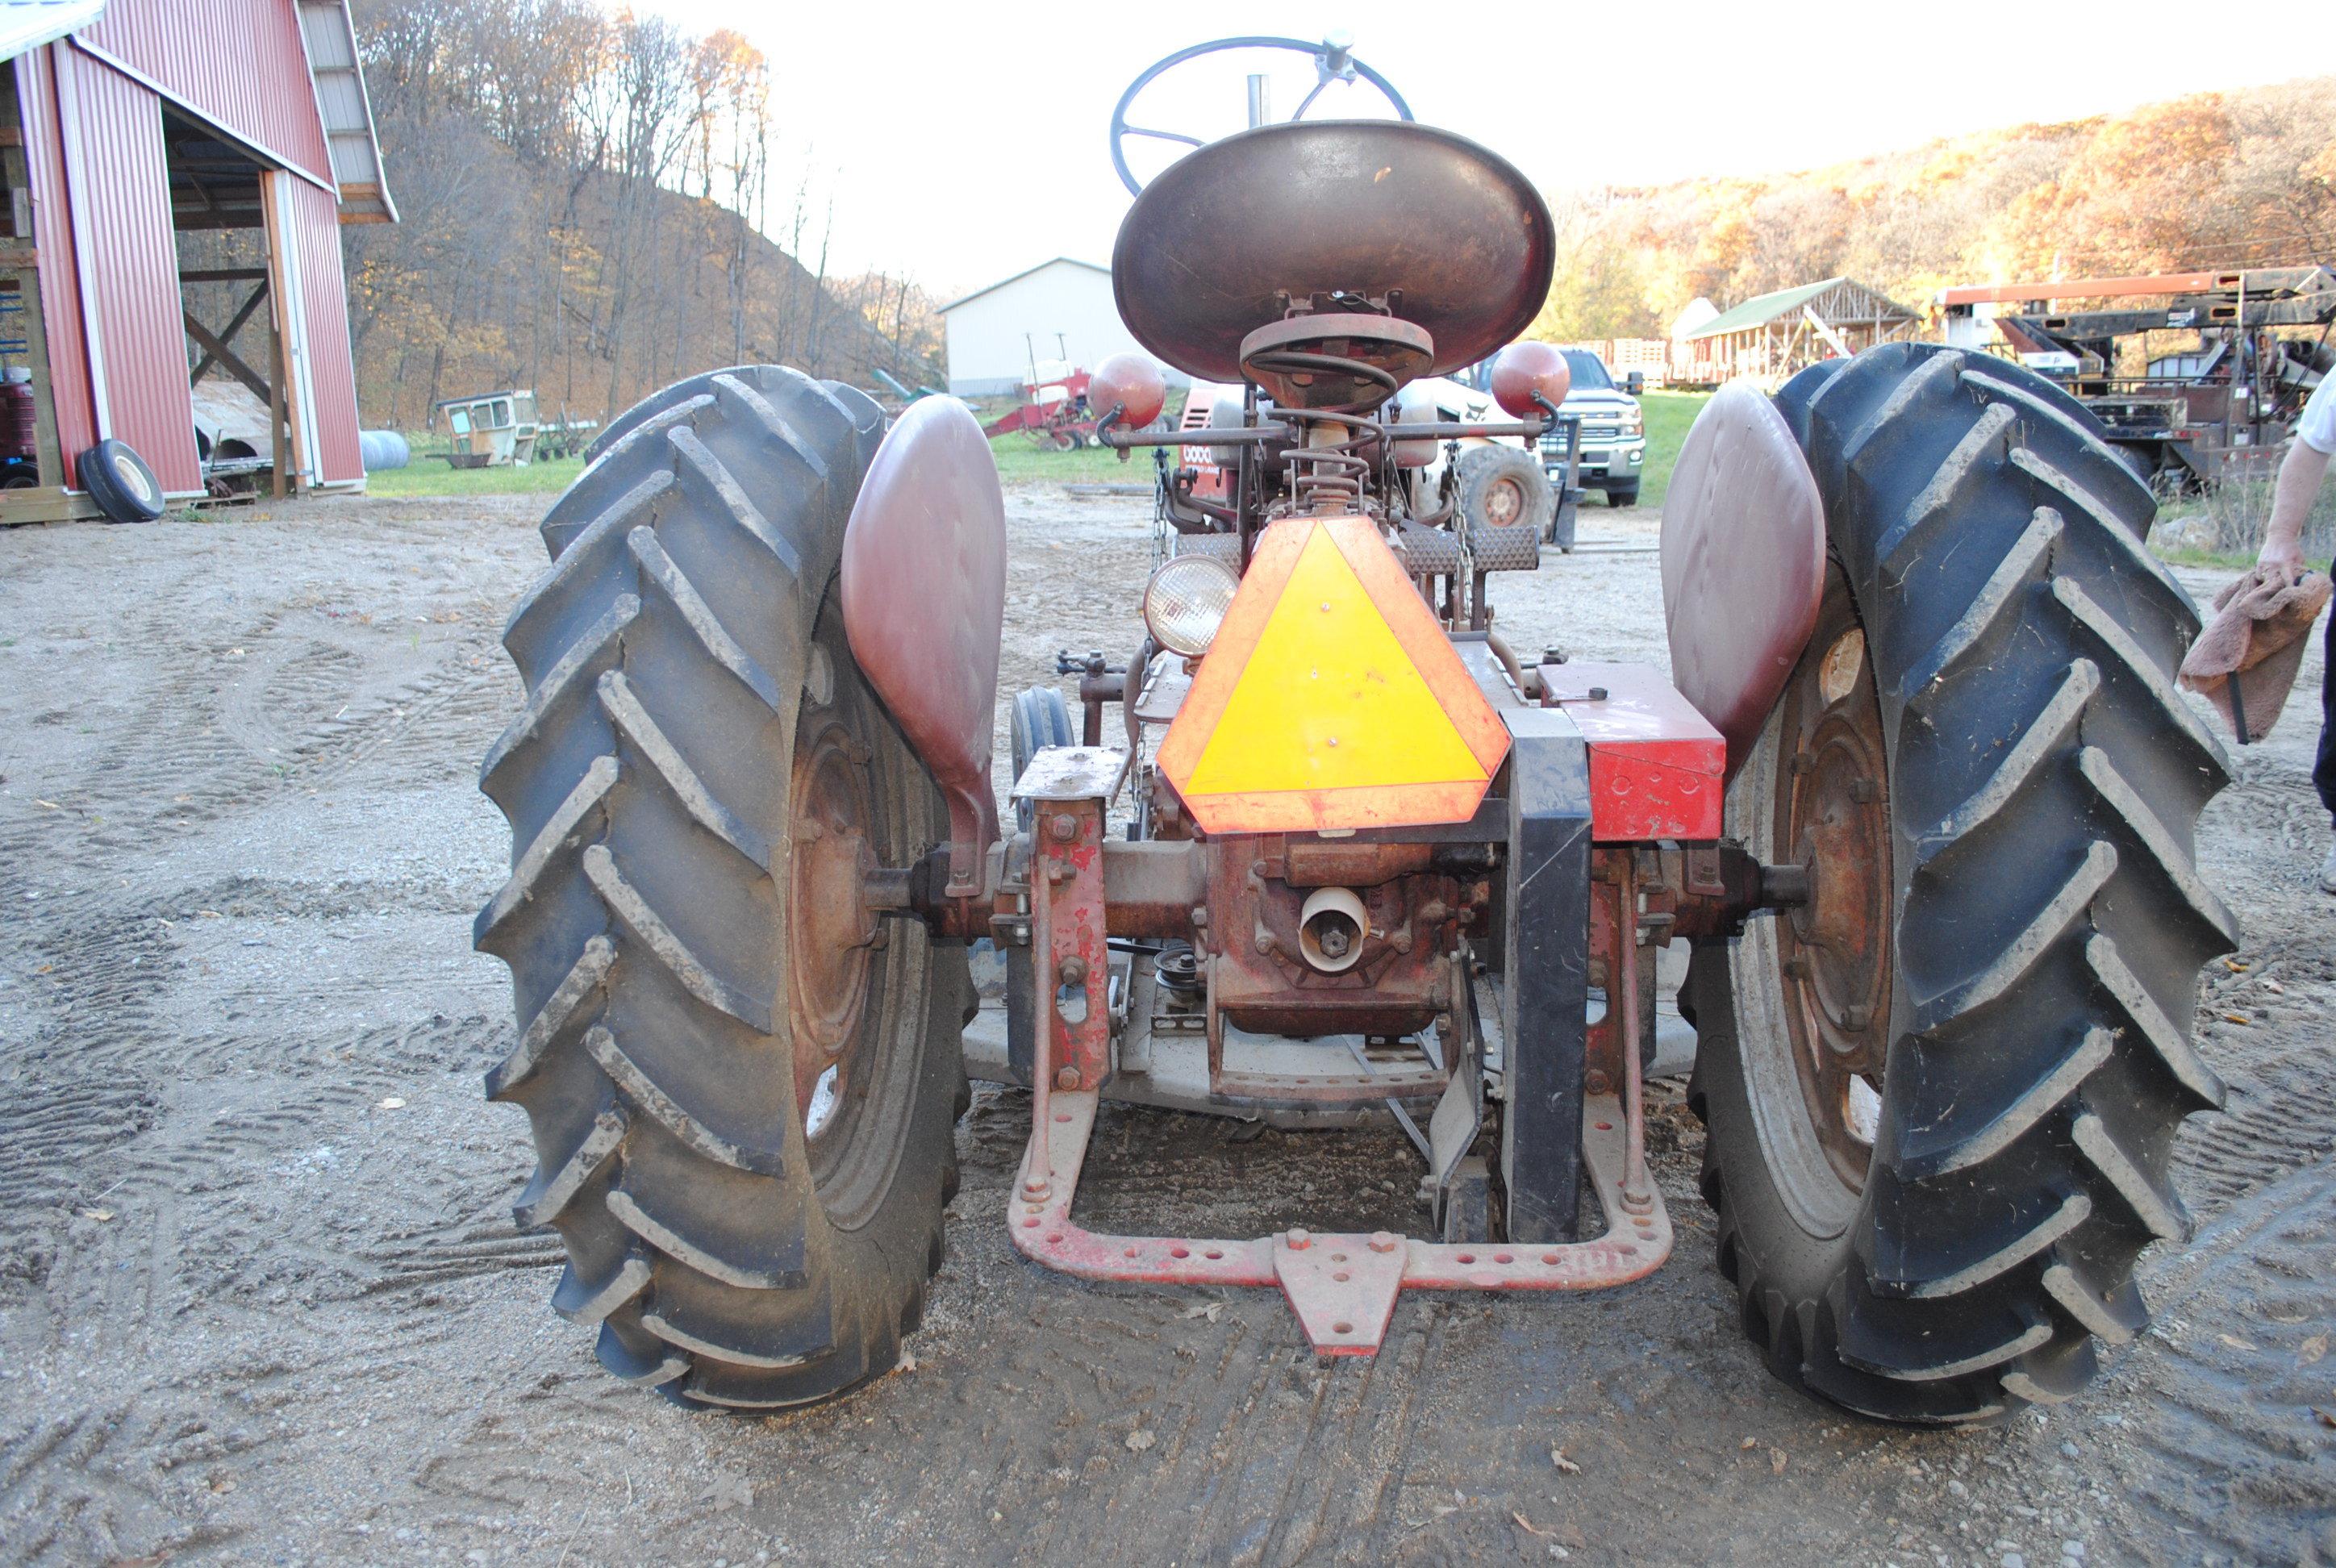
[1658,382,1827,777]
[841,397,1007,894]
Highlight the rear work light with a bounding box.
[1144,554,1239,657]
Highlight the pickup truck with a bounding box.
[1536,348,1646,507]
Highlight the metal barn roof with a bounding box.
[939,258,1110,314]
[1685,277,1919,340]
[0,0,104,61]
[297,0,397,223]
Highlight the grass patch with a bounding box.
[1633,390,1708,512]
[346,386,1695,504]
[2150,544,2279,571]
[365,453,587,498]
[2152,470,2336,567]
[982,388,1187,487]
[988,434,1153,486]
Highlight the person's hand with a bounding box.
[2259,536,2305,574]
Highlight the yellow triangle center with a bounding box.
[1184,528,1487,797]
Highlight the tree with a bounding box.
[343,0,938,429]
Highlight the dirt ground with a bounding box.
[2,482,2331,1566]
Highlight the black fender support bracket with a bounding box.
[1499,707,1594,1244]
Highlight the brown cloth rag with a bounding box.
[2177,564,2332,744]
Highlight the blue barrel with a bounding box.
[359,430,411,472]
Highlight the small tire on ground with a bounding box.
[81,439,165,523]
[1604,482,1639,509]
[1454,444,1554,539]
[478,365,971,1411]
[1009,685,1075,832]
[1683,342,2235,1424]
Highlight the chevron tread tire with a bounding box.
[478,365,970,1410]
[1454,444,1554,540]
[1683,343,2234,1424]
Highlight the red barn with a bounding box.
[2,0,392,521]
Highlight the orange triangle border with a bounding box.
[1156,515,1512,835]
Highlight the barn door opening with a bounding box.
[165,105,295,498]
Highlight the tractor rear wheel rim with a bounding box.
[788,709,880,1145]
[1768,578,1893,1195]
[1733,569,1895,1239]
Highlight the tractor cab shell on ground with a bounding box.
[433,390,539,468]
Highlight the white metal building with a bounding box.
[938,256,1188,396]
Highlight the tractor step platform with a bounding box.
[1010,1086,1671,1356]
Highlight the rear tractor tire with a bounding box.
[1685,343,2234,1424]
[476,366,971,1410]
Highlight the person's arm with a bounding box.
[2259,436,2331,572]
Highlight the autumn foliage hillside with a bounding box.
[1534,77,2336,340]
[340,1,942,432]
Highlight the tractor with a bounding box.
[475,35,2233,1424]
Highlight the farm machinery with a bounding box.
[979,346,1100,450]
[1940,266,2336,492]
[477,36,2234,1424]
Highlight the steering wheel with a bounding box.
[1109,34,1412,196]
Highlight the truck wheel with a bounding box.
[477,367,970,1410]
[1455,444,1554,540]
[80,438,165,523]
[1604,481,1640,509]
[1683,344,2234,1424]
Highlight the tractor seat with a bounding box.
[1112,121,1554,401]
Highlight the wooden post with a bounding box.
[16,265,62,488]
[269,304,286,499]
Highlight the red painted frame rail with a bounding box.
[1009,1088,1673,1355]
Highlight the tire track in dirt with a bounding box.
[2180,928,2336,1220]
[0,1003,540,1562]
[0,1395,251,1566]
[0,597,503,899]
[0,1078,156,1299]
[2104,1158,2336,1564]
[2176,1042,2336,1216]
[4,1012,528,1328]
[213,629,368,765]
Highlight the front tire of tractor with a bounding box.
[477,366,970,1411]
[1684,343,2235,1424]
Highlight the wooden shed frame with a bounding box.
[1673,277,1921,390]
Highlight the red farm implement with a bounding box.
[981,348,1098,450]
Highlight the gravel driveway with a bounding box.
[0,487,2329,1564]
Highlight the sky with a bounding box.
[645,0,2328,298]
